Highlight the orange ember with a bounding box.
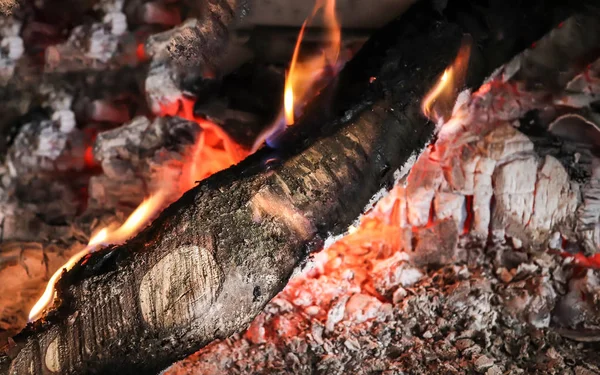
[422,41,471,122]
[284,0,341,126]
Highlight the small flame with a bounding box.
[29,96,249,322]
[422,41,472,122]
[283,0,341,126]
[251,0,344,151]
[175,97,248,192]
[29,193,168,321]
[284,79,296,125]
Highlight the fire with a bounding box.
[251,0,342,151]
[422,42,471,122]
[29,97,248,321]
[29,193,168,321]
[284,80,296,125]
[283,0,341,126]
[174,96,249,192]
[29,0,341,322]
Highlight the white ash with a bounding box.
[165,26,600,374]
[103,12,128,36]
[51,109,77,133]
[89,115,200,210]
[0,16,20,38]
[0,34,22,83]
[145,59,184,114]
[94,0,124,13]
[7,118,87,177]
[43,19,136,73]
[87,23,121,62]
[166,249,600,375]
[38,85,74,112]
[0,15,21,82]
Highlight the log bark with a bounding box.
[0,0,590,373]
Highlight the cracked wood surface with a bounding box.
[0,0,592,373]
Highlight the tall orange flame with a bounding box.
[422,41,472,122]
[284,0,341,126]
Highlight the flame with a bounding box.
[422,42,472,122]
[173,96,248,192]
[284,78,296,125]
[250,0,344,151]
[29,192,168,321]
[29,97,248,321]
[29,0,341,322]
[284,0,341,126]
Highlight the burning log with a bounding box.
[0,0,595,373]
[167,13,600,375]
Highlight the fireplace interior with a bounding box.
[1,0,600,374]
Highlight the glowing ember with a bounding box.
[422,41,471,122]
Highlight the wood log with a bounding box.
[0,0,591,373]
[166,31,600,373]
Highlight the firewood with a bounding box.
[166,14,600,374]
[0,0,594,373]
[167,52,600,375]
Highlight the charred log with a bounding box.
[165,16,600,374]
[0,0,594,373]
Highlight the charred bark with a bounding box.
[0,0,592,373]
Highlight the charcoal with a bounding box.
[44,22,137,73]
[89,115,199,210]
[7,116,87,176]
